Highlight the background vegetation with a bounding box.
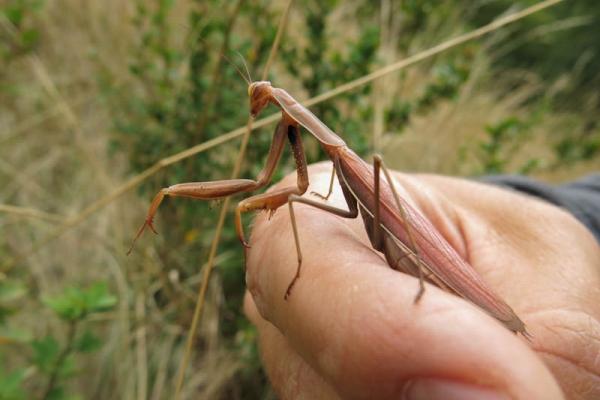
[0,0,598,399]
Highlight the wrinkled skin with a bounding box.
[244,162,600,400]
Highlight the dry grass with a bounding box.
[1,0,597,399]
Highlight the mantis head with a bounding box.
[248,81,272,118]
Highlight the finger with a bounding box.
[246,163,563,400]
[244,291,341,400]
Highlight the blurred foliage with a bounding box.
[469,0,600,166]
[0,282,116,400]
[0,0,43,57]
[476,117,539,175]
[0,0,43,92]
[470,0,600,84]
[386,54,473,133]
[554,133,600,167]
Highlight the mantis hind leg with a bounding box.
[372,155,426,303]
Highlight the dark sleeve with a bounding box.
[480,174,600,245]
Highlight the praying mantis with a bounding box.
[128,80,530,338]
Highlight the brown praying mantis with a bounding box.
[128,79,530,338]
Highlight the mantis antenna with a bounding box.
[237,52,253,84]
[194,34,251,86]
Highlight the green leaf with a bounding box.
[83,282,117,313]
[0,282,27,303]
[57,356,77,379]
[31,334,60,373]
[30,335,77,379]
[4,8,23,27]
[43,288,86,321]
[75,331,100,353]
[0,353,27,400]
[0,306,17,325]
[45,387,64,400]
[43,282,116,321]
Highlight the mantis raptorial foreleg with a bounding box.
[128,113,309,255]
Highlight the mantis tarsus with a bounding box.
[128,80,530,338]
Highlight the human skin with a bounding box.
[243,162,600,400]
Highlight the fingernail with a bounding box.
[403,379,510,400]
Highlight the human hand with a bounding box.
[244,162,600,400]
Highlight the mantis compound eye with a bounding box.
[248,82,256,97]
